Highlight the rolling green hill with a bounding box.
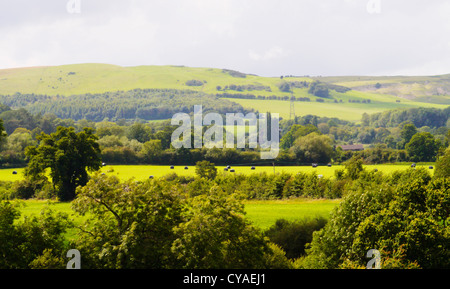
[0,63,448,122]
[316,74,450,104]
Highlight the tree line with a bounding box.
[0,89,249,122]
[1,106,449,169]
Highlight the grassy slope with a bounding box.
[317,74,450,103]
[0,64,448,122]
[0,64,303,96]
[227,92,446,121]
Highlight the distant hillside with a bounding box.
[0,64,448,122]
[0,63,305,96]
[316,74,450,104]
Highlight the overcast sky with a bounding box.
[1,0,450,77]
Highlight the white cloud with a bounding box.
[0,4,160,68]
[0,0,449,76]
[249,47,286,61]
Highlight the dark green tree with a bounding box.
[71,173,290,269]
[127,122,151,143]
[291,133,334,164]
[24,126,102,201]
[399,123,417,149]
[0,201,71,269]
[344,155,365,180]
[435,147,450,179]
[0,118,7,148]
[195,160,218,180]
[302,168,450,269]
[405,132,440,162]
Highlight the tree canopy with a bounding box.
[24,126,102,201]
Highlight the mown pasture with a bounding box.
[0,163,435,182]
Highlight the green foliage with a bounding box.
[0,89,249,122]
[278,82,292,93]
[308,81,330,98]
[0,201,70,269]
[264,217,328,259]
[401,123,417,143]
[10,178,51,200]
[185,80,204,86]
[435,147,450,178]
[28,249,66,269]
[195,160,218,180]
[367,107,450,129]
[344,155,364,180]
[290,132,334,164]
[0,118,7,146]
[24,127,102,201]
[172,186,271,269]
[280,124,320,150]
[406,132,441,162]
[302,168,450,269]
[141,139,163,163]
[70,173,288,269]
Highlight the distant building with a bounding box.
[339,144,364,151]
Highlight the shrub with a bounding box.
[185,80,204,86]
[264,217,328,259]
[10,178,50,200]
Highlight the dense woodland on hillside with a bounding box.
[0,89,248,122]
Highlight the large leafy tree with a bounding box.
[195,160,218,180]
[400,123,417,146]
[302,168,450,269]
[25,126,102,201]
[0,118,7,148]
[435,147,450,179]
[0,201,70,269]
[405,132,441,162]
[290,132,334,164]
[71,173,291,269]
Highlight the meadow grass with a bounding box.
[0,163,434,183]
[15,198,340,235]
[244,198,340,230]
[14,200,83,242]
[226,96,447,122]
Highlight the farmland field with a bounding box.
[0,163,435,183]
[244,199,340,230]
[226,96,447,122]
[16,198,340,240]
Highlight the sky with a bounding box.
[1,0,450,77]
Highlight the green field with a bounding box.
[244,199,340,229]
[16,198,340,239]
[15,200,84,241]
[0,163,435,183]
[0,64,304,96]
[225,93,447,122]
